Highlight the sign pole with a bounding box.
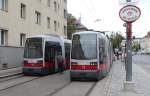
[126,22,132,81]
[119,0,141,92]
[126,0,132,81]
[119,4,141,82]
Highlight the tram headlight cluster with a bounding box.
[90,62,97,65]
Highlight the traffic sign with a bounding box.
[119,0,139,6]
[119,5,141,23]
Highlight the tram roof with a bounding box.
[29,34,60,38]
[27,34,71,43]
[73,31,106,36]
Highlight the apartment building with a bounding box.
[0,0,67,47]
[0,0,67,70]
[140,32,150,54]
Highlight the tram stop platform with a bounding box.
[0,67,22,78]
[89,60,150,96]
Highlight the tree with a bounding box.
[111,33,124,51]
[132,43,141,52]
[67,14,77,39]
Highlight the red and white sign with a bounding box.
[119,0,139,6]
[119,5,141,23]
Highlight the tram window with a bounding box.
[45,42,59,62]
[65,43,71,60]
[99,39,106,63]
[45,42,51,61]
[24,38,43,58]
[99,39,104,53]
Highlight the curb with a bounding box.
[0,67,22,78]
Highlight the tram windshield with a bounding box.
[24,38,43,59]
[71,34,97,60]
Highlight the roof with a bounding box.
[73,31,106,38]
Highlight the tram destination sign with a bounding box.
[119,5,141,23]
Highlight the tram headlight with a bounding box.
[90,62,97,65]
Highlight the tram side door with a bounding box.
[49,45,61,72]
[45,42,60,72]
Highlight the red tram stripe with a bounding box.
[44,62,55,68]
[71,65,97,70]
[71,64,107,70]
[24,62,55,68]
[24,63,43,67]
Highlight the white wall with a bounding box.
[0,0,67,47]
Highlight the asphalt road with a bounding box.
[133,54,150,73]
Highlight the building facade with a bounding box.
[0,0,67,47]
[140,37,150,54]
[139,32,150,54]
[0,0,67,70]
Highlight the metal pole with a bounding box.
[126,23,132,81]
[125,0,132,82]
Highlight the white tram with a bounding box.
[23,34,71,75]
[70,31,113,80]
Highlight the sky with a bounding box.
[67,0,150,38]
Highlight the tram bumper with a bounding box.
[70,70,101,80]
[23,67,49,75]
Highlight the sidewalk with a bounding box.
[109,60,150,96]
[0,67,22,78]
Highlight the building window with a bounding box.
[0,0,8,11]
[58,22,60,28]
[64,26,67,35]
[20,3,26,19]
[58,4,60,11]
[64,9,67,19]
[54,1,57,12]
[47,17,50,28]
[64,0,67,3]
[47,0,50,7]
[54,21,57,31]
[35,11,41,25]
[0,29,8,46]
[20,33,26,47]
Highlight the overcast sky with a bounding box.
[67,0,150,38]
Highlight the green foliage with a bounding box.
[67,24,76,39]
[132,43,141,52]
[67,14,77,39]
[111,33,124,51]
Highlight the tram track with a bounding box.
[0,75,41,92]
[48,81,72,96]
[46,81,96,96]
[0,73,23,83]
[85,82,97,96]
[46,70,113,96]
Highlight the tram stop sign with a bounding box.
[119,5,141,23]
